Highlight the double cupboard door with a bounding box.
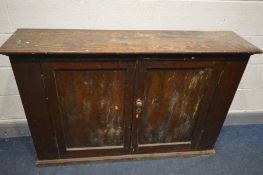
[42,58,224,158]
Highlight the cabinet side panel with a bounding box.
[10,56,58,160]
[197,57,249,150]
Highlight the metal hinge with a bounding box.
[53,135,60,158]
[217,71,224,85]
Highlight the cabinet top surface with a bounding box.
[0,29,262,55]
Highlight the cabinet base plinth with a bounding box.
[36,149,215,166]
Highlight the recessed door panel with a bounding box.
[133,60,224,153]
[141,68,211,144]
[55,70,126,149]
[43,61,135,158]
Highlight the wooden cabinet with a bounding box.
[0,29,261,165]
[42,60,223,158]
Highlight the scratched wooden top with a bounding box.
[0,29,262,55]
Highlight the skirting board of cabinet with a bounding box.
[36,149,215,166]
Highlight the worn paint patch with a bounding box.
[168,91,179,113]
[188,70,205,90]
[192,95,203,119]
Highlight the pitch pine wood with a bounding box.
[0,29,261,165]
[0,29,261,55]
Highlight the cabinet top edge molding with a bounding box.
[0,29,262,56]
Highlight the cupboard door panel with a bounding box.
[55,70,126,148]
[141,69,210,143]
[135,60,224,153]
[42,61,135,158]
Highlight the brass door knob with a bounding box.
[135,98,143,119]
[136,98,143,107]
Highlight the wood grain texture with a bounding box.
[132,60,224,154]
[10,56,58,160]
[55,69,126,148]
[196,57,249,150]
[140,69,211,144]
[42,60,136,158]
[0,29,261,55]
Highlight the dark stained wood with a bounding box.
[56,70,126,148]
[10,56,58,160]
[196,57,249,150]
[132,60,224,154]
[0,29,261,55]
[42,60,136,158]
[131,59,145,152]
[141,66,211,143]
[1,29,261,165]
